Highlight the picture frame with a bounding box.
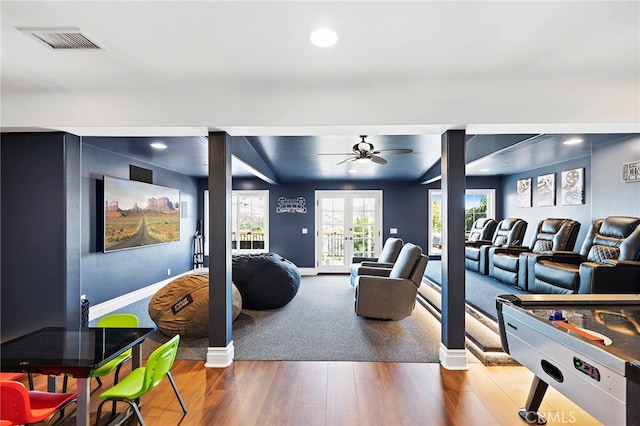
[561,168,585,205]
[537,173,555,206]
[516,177,532,208]
[103,175,181,252]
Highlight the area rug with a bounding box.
[117,275,441,362]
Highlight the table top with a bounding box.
[497,294,640,366]
[0,326,154,377]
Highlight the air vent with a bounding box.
[18,27,103,50]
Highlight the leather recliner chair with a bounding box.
[354,243,429,320]
[488,218,581,289]
[526,216,640,294]
[467,218,498,242]
[464,218,527,275]
[350,237,403,286]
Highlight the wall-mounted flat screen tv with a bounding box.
[104,175,180,252]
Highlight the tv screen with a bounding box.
[103,175,180,252]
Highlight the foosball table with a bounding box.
[496,294,640,425]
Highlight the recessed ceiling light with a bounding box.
[480,168,490,172]
[563,138,583,145]
[348,168,357,174]
[310,28,338,48]
[150,142,167,150]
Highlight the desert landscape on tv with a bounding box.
[104,177,180,252]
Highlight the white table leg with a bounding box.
[76,377,90,426]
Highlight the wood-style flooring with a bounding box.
[32,358,601,426]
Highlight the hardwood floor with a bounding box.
[33,358,601,426]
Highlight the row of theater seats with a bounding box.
[464,216,640,294]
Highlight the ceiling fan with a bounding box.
[319,135,413,165]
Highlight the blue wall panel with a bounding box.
[591,135,640,219]
[501,157,592,250]
[81,144,198,305]
[1,132,80,341]
[222,177,502,267]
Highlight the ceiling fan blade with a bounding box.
[318,152,356,156]
[370,155,388,164]
[372,148,413,155]
[336,157,355,165]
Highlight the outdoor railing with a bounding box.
[232,231,265,250]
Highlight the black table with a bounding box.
[496,294,640,425]
[0,326,154,426]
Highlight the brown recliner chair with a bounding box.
[467,218,497,242]
[488,218,581,289]
[350,237,404,286]
[464,218,527,275]
[526,216,640,294]
[354,243,429,320]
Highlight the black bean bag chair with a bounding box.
[232,252,301,310]
[148,272,242,338]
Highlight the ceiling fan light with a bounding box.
[358,141,372,152]
[355,157,371,163]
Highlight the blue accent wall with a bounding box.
[500,136,640,251]
[204,177,501,267]
[228,179,434,267]
[81,143,199,305]
[501,156,592,250]
[1,132,81,341]
[591,134,640,219]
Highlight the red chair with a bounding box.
[0,373,25,382]
[0,372,34,390]
[0,381,77,425]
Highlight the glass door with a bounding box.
[315,190,382,273]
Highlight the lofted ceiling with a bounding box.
[1,1,639,182]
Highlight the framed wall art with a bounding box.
[103,175,180,252]
[561,168,585,205]
[537,173,555,206]
[517,177,532,207]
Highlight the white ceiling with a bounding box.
[1,1,639,137]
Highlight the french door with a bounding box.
[315,190,383,273]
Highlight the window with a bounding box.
[204,190,269,255]
[428,189,495,256]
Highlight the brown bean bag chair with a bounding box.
[148,272,242,338]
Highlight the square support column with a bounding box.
[439,129,468,370]
[205,132,234,367]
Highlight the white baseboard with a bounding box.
[439,343,469,370]
[205,342,234,368]
[89,266,316,321]
[299,267,317,276]
[88,270,198,321]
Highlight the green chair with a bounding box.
[96,334,187,426]
[62,313,139,394]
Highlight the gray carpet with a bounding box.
[98,274,441,362]
[424,260,526,320]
